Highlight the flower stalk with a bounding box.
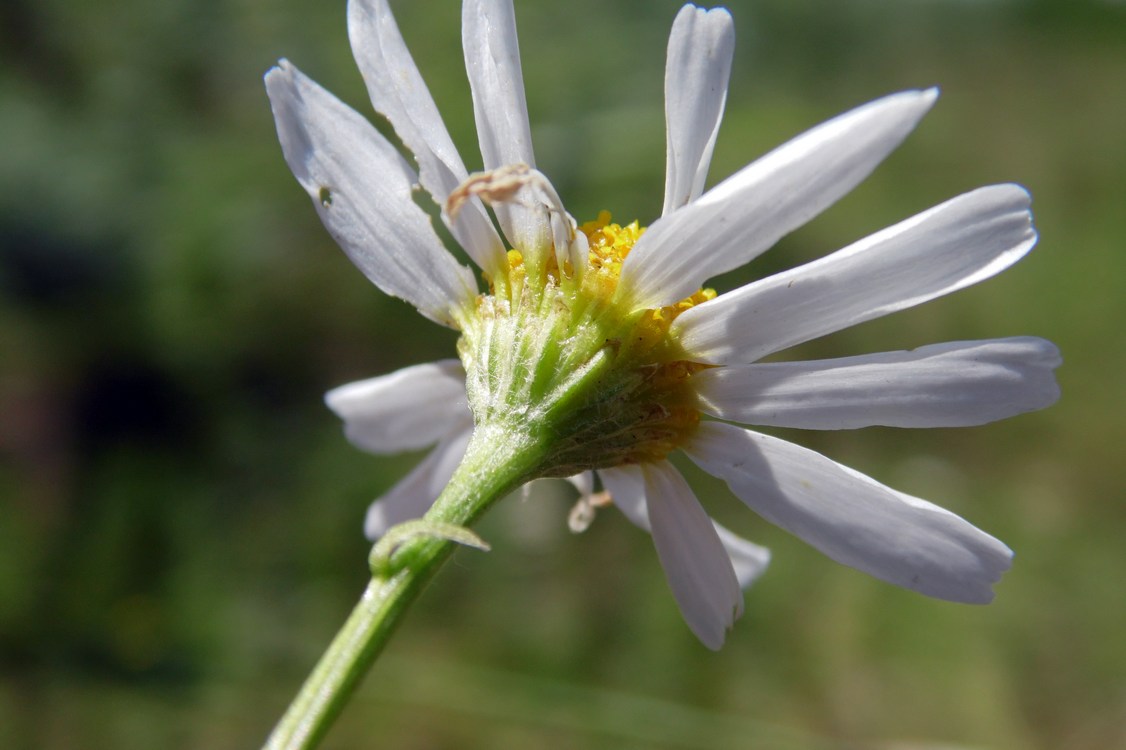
[263,424,546,750]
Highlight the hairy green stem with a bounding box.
[262,425,547,750]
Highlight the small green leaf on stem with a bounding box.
[369,520,491,577]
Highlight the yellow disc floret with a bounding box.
[578,211,715,360]
[581,210,642,301]
[460,210,717,477]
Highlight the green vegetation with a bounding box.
[1,0,1123,747]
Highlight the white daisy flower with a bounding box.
[266,0,1061,649]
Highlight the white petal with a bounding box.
[696,337,1062,429]
[685,422,1014,603]
[643,462,744,649]
[601,463,743,648]
[600,465,770,590]
[599,464,648,526]
[712,525,772,590]
[566,471,595,498]
[265,61,477,327]
[619,89,938,310]
[364,427,473,540]
[675,184,1038,363]
[348,0,506,275]
[462,0,548,253]
[661,5,735,215]
[325,360,471,454]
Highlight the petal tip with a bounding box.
[896,86,939,120]
[364,500,389,540]
[991,181,1033,211]
[692,620,729,651]
[264,60,292,91]
[695,4,733,23]
[323,386,347,416]
[942,539,1014,605]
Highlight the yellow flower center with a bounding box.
[462,211,715,475]
[580,211,716,357]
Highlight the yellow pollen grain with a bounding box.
[580,211,643,302]
[579,212,716,356]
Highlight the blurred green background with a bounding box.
[1,0,1123,747]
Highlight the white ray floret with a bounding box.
[462,0,543,254]
[662,5,735,215]
[694,337,1062,429]
[265,61,477,328]
[599,465,771,591]
[618,89,939,311]
[348,0,506,276]
[686,422,1014,604]
[673,184,1037,363]
[602,462,743,650]
[325,360,470,453]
